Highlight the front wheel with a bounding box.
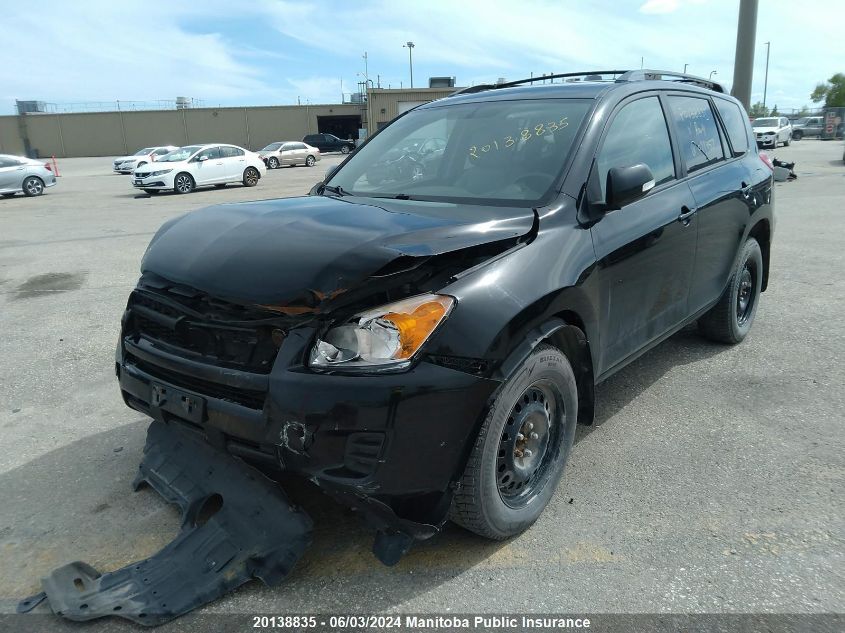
[698,237,763,344]
[450,344,578,539]
[305,155,316,167]
[173,173,194,194]
[783,136,791,147]
[340,145,350,154]
[23,176,44,197]
[792,130,803,141]
[243,167,260,187]
[268,156,279,169]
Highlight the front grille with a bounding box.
[126,287,282,374]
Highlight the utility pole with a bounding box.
[403,41,415,88]
[762,41,771,107]
[683,63,689,74]
[362,52,368,83]
[731,0,758,110]
[709,70,718,79]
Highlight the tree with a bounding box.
[811,73,845,107]
[797,105,811,117]
[749,102,769,117]
[770,104,779,116]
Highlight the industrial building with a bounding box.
[0,82,462,158]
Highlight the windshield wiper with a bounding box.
[322,184,353,197]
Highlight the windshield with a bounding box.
[156,145,202,162]
[326,98,591,205]
[133,147,154,156]
[752,118,779,128]
[262,142,282,151]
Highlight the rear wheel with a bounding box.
[23,176,44,197]
[305,155,316,167]
[698,237,763,344]
[450,344,578,539]
[268,156,279,169]
[243,167,260,187]
[173,173,194,194]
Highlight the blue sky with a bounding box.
[1,0,841,115]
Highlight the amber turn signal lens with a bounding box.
[380,295,454,360]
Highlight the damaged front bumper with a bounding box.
[116,285,500,562]
[19,420,312,626]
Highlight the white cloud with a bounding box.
[640,0,681,14]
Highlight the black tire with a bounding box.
[268,156,279,169]
[698,237,763,344]
[340,144,351,154]
[173,172,194,194]
[243,167,260,187]
[450,344,578,539]
[142,189,159,195]
[783,136,790,147]
[792,130,803,141]
[23,176,44,197]
[305,155,316,167]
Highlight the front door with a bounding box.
[193,146,225,184]
[589,94,699,374]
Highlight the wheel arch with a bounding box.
[493,310,596,427]
[748,218,771,292]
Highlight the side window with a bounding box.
[154,148,170,156]
[714,98,749,156]
[281,143,293,151]
[0,157,14,168]
[293,143,306,150]
[667,96,726,173]
[597,96,675,199]
[221,146,244,158]
[197,147,221,161]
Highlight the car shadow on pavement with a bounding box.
[576,323,726,443]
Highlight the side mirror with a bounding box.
[197,155,209,162]
[605,163,655,210]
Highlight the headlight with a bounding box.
[146,169,172,177]
[309,293,454,372]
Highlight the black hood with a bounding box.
[141,195,535,307]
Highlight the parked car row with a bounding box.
[0,154,58,197]
[258,141,321,169]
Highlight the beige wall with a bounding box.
[366,87,460,133]
[0,104,361,158]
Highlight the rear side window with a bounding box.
[221,146,244,158]
[668,96,725,172]
[597,96,675,199]
[714,99,749,156]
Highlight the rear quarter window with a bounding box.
[714,99,750,156]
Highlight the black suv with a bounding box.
[302,133,355,154]
[117,70,773,562]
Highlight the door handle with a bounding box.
[677,206,697,224]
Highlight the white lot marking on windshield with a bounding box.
[468,117,569,159]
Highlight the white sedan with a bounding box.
[258,141,321,169]
[113,146,178,174]
[132,144,266,194]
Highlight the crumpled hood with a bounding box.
[141,195,535,306]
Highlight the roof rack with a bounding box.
[449,69,725,97]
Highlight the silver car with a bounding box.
[258,141,321,169]
[0,154,58,197]
[113,146,178,174]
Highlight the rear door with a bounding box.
[220,146,246,179]
[671,95,753,314]
[589,93,699,371]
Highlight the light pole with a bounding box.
[403,41,415,88]
[709,70,718,80]
[683,63,689,74]
[762,41,770,107]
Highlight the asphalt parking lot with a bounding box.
[0,141,843,628]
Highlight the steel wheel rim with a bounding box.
[496,381,563,508]
[341,146,349,154]
[245,169,258,185]
[176,176,191,193]
[26,179,43,195]
[736,264,755,325]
